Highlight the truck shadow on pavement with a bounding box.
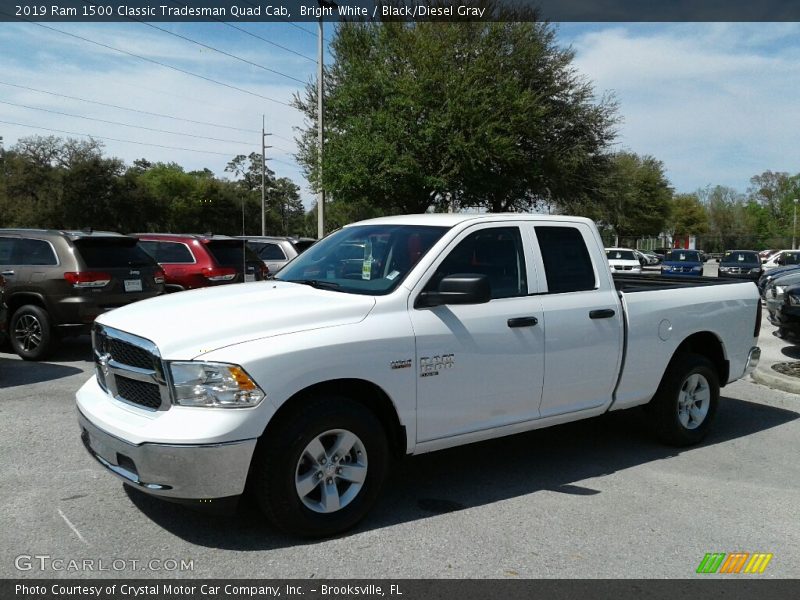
[0,336,91,388]
[124,396,799,550]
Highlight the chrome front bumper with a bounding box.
[743,346,761,377]
[78,409,257,499]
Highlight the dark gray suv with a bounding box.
[0,229,164,360]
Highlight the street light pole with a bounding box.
[794,198,799,250]
[261,115,266,236]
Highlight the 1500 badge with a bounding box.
[420,354,455,377]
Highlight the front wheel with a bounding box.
[645,353,719,446]
[9,305,54,360]
[252,395,389,537]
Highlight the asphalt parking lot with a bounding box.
[1,262,799,579]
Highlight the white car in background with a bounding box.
[762,249,800,273]
[606,248,642,274]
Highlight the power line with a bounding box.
[0,80,259,134]
[166,1,316,62]
[136,21,308,85]
[0,99,255,145]
[2,14,296,108]
[237,0,333,43]
[0,118,240,157]
[271,157,300,169]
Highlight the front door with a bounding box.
[409,224,545,442]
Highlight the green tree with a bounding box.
[600,151,672,244]
[293,18,618,227]
[668,193,708,239]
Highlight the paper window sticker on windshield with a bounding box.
[362,260,372,280]
[386,270,400,280]
[680,253,686,260]
[738,255,744,261]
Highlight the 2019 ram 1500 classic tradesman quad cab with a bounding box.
[76,214,762,537]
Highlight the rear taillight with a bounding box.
[154,269,165,285]
[64,271,111,288]
[201,267,236,282]
[755,298,762,338]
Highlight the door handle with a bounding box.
[1,270,14,276]
[589,309,615,319]
[507,316,538,328]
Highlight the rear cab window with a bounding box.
[534,226,597,293]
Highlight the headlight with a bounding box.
[692,266,702,271]
[169,362,264,408]
[775,285,786,299]
[662,266,671,271]
[749,268,761,274]
[719,267,730,272]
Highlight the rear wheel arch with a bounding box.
[672,331,729,386]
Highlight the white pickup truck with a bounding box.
[77,214,762,536]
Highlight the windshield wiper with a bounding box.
[285,279,342,291]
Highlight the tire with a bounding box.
[645,353,719,447]
[9,304,54,361]
[252,395,389,537]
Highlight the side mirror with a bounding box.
[416,274,491,308]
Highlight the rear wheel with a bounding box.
[252,395,389,537]
[9,305,53,360]
[645,353,719,446]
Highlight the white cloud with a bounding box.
[0,23,312,206]
[568,23,800,193]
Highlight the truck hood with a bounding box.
[96,281,376,359]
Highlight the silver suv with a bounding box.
[237,236,316,274]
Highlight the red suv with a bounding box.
[135,234,268,293]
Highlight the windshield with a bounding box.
[665,250,700,262]
[276,224,449,295]
[721,251,759,265]
[606,249,636,261]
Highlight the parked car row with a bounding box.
[0,229,315,360]
[0,229,165,359]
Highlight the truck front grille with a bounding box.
[115,376,163,410]
[92,324,170,411]
[108,338,155,370]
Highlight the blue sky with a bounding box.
[1,21,799,209]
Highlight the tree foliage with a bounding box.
[0,136,308,237]
[668,193,708,238]
[599,151,672,241]
[293,19,618,226]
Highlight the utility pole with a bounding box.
[316,12,325,239]
[793,198,798,250]
[261,115,272,236]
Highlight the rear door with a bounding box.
[526,223,623,417]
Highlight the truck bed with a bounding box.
[613,273,756,293]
